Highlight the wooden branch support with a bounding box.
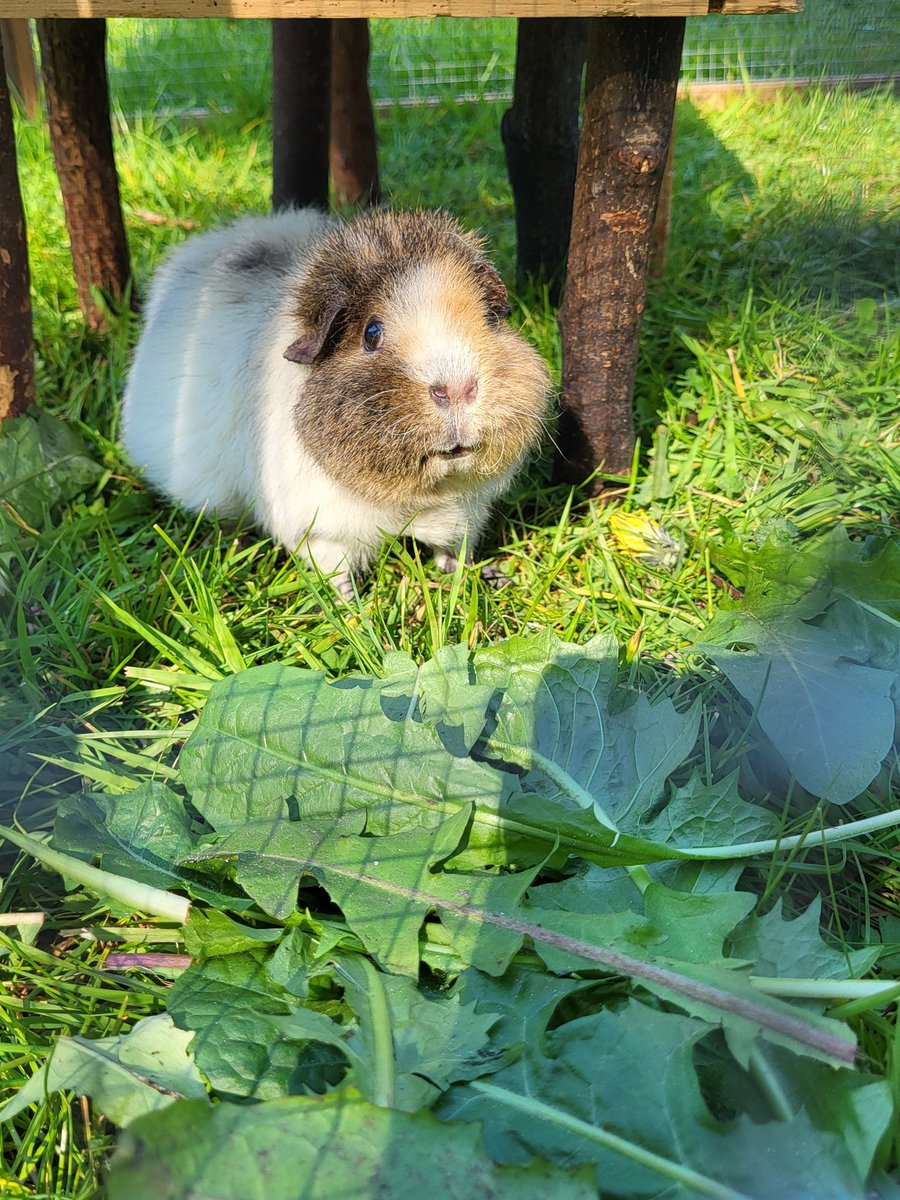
[272,18,332,210]
[0,35,34,419]
[558,16,686,486]
[502,17,586,304]
[330,18,379,207]
[37,18,132,330]
[0,18,38,118]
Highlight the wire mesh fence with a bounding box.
[101,0,899,117]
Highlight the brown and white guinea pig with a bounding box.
[121,207,551,596]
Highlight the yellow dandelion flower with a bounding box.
[607,510,682,571]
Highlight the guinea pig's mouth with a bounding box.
[427,442,482,462]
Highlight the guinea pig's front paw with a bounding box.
[434,550,511,589]
[433,550,462,574]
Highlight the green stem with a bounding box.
[333,957,395,1108]
[749,1046,795,1123]
[0,825,190,924]
[677,808,900,860]
[828,985,900,1021]
[469,1081,751,1200]
[484,737,653,895]
[749,977,900,1001]
[483,738,610,824]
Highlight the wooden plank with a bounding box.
[0,0,801,20]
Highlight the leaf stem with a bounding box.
[0,825,190,924]
[749,1046,795,1123]
[678,807,900,860]
[483,738,654,893]
[212,844,856,1065]
[335,957,396,1109]
[749,977,900,1002]
[483,739,610,825]
[469,1081,752,1200]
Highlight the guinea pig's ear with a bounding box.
[473,259,511,322]
[284,299,347,365]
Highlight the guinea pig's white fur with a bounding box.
[122,207,550,595]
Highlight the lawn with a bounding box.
[0,76,898,1199]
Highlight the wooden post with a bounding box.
[1,20,39,119]
[37,18,132,331]
[330,19,379,208]
[558,17,685,486]
[0,31,34,420]
[272,18,332,211]
[502,18,586,305]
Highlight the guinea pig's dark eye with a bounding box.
[363,319,384,352]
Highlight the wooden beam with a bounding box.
[0,1,802,19]
[330,18,379,207]
[681,74,899,109]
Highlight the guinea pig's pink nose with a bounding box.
[430,379,479,409]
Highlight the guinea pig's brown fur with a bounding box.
[285,209,550,508]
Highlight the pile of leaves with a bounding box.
[3,611,899,1199]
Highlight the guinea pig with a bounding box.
[121,207,551,596]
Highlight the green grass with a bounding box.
[1,83,899,1195]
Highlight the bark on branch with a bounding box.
[0,35,34,419]
[272,18,332,211]
[502,18,586,304]
[330,19,380,208]
[37,18,132,331]
[557,17,685,487]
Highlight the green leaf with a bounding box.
[719,1044,893,1182]
[53,784,248,911]
[700,614,895,803]
[728,897,881,982]
[332,955,501,1111]
[454,965,593,1058]
[441,1002,868,1200]
[179,663,510,834]
[187,812,856,1067]
[182,909,283,958]
[166,951,347,1100]
[178,659,688,870]
[640,770,781,849]
[393,643,496,755]
[108,1088,595,1200]
[529,872,757,969]
[0,1014,207,1128]
[468,630,702,831]
[187,807,535,977]
[0,410,104,528]
[698,529,900,804]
